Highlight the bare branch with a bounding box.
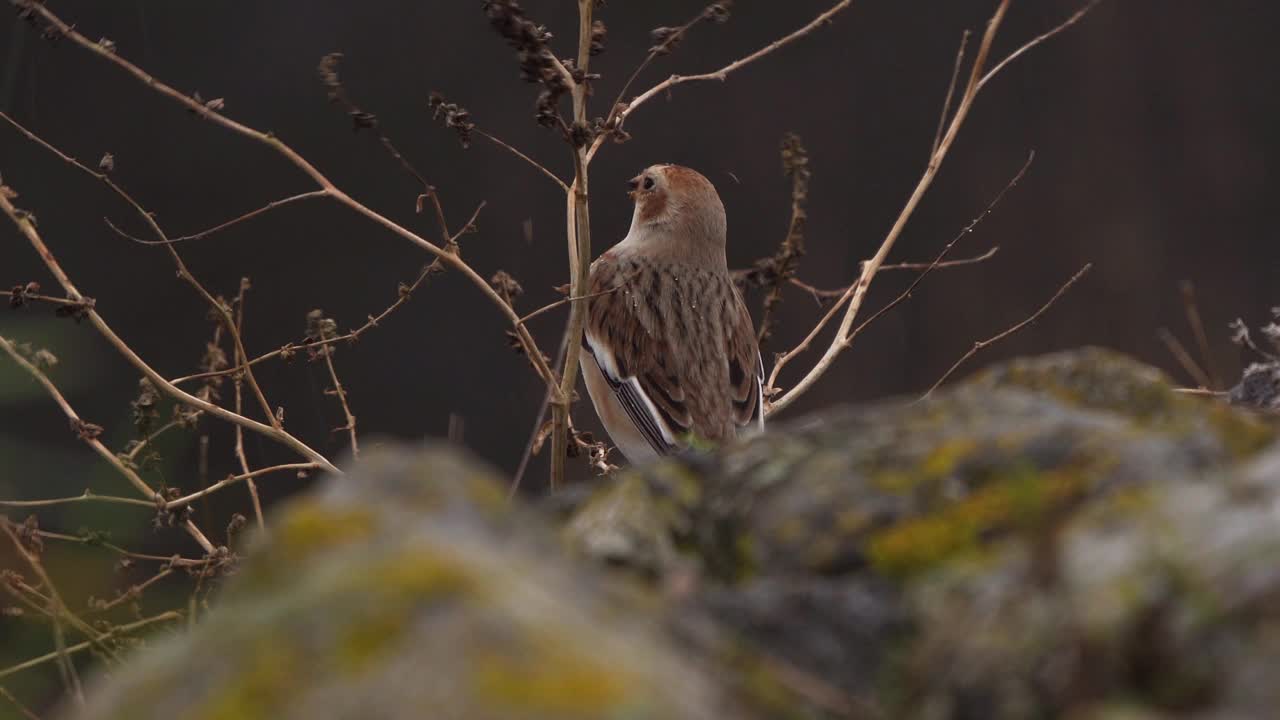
[0,334,217,556]
[588,0,853,162]
[1,521,84,705]
[921,263,1092,399]
[767,149,1031,397]
[474,128,569,192]
[231,279,266,532]
[0,188,338,475]
[932,30,970,157]
[0,612,181,682]
[550,0,598,489]
[163,463,320,511]
[122,191,329,245]
[516,287,618,326]
[767,0,1101,416]
[766,0,1014,415]
[976,0,1106,93]
[1180,280,1221,389]
[0,493,154,509]
[318,327,359,458]
[1158,328,1213,389]
[1,109,281,431]
[14,1,562,401]
[170,260,443,386]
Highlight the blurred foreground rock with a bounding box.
[73,349,1280,719]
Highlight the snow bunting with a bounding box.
[580,164,764,463]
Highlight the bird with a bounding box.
[579,164,765,463]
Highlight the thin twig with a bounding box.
[90,568,174,613]
[319,338,359,458]
[0,290,86,308]
[511,330,571,497]
[921,263,1092,398]
[122,419,182,463]
[1158,328,1213,389]
[780,247,1000,302]
[752,133,810,346]
[1180,281,1221,390]
[588,0,853,162]
[768,149,1030,396]
[932,31,970,157]
[0,522,84,705]
[0,493,154,509]
[16,1,561,400]
[0,188,337,475]
[121,191,329,245]
[1172,387,1229,398]
[1,109,281,431]
[0,612,181,682]
[170,259,443,386]
[231,279,266,532]
[601,3,726,135]
[976,0,1105,92]
[0,686,42,720]
[163,463,320,511]
[550,0,597,489]
[0,333,216,555]
[31,530,212,568]
[475,128,568,191]
[767,0,1102,416]
[516,287,618,326]
[846,156,1032,343]
[766,0,1013,414]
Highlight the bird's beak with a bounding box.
[627,175,641,200]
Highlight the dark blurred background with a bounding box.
[3,0,1278,540]
[2,0,1278,711]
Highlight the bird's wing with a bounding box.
[581,255,693,456]
[725,290,765,431]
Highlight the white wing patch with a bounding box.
[583,328,678,454]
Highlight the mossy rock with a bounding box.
[568,348,1280,717]
[72,448,739,720]
[71,349,1280,719]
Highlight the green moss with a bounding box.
[275,504,376,555]
[921,438,979,478]
[199,642,300,720]
[868,466,1087,577]
[338,608,411,676]
[1204,403,1275,458]
[358,549,479,598]
[472,641,634,717]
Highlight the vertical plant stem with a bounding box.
[551,0,594,489]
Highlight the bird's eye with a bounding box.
[642,176,655,190]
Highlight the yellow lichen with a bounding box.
[868,467,1087,577]
[275,504,376,555]
[472,643,634,716]
[200,642,299,720]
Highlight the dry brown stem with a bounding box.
[16,0,561,401]
[0,612,180,682]
[1,521,84,705]
[767,0,1102,416]
[0,188,337,475]
[588,0,853,163]
[1,110,280,430]
[548,0,598,489]
[0,333,218,555]
[921,263,1093,398]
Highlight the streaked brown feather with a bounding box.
[586,249,759,450]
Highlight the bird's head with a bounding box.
[626,164,726,248]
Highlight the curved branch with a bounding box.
[18,1,562,401]
[587,0,853,162]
